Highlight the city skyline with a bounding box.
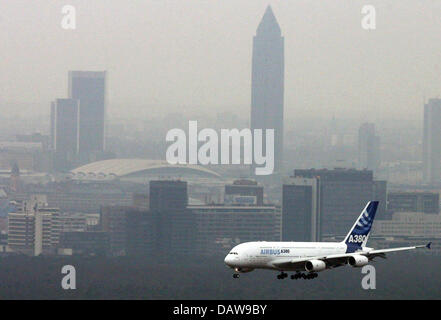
[0,0,440,303]
[1,1,441,122]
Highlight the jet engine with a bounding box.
[305,260,326,272]
[234,267,254,273]
[348,255,369,267]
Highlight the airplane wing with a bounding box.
[272,242,431,270]
[365,243,430,259]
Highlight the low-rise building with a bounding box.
[59,231,109,256]
[371,212,441,255]
[387,192,439,214]
[59,212,100,232]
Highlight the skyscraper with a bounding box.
[50,98,80,171]
[358,123,380,174]
[293,168,386,240]
[282,177,320,242]
[68,71,106,163]
[251,6,284,173]
[423,98,441,185]
[149,180,194,258]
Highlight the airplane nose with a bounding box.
[224,255,232,266]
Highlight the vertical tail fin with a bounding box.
[343,201,379,253]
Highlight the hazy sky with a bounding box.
[1,0,440,122]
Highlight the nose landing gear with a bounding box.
[233,274,240,279]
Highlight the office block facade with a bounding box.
[190,204,281,257]
[50,98,80,171]
[8,196,61,256]
[282,177,320,242]
[68,71,106,163]
[388,192,439,214]
[149,180,194,257]
[294,169,385,240]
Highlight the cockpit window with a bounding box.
[229,252,238,255]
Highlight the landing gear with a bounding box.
[277,272,288,279]
[305,273,318,279]
[233,274,240,279]
[290,272,302,280]
[290,272,318,280]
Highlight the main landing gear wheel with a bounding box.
[233,274,240,279]
[290,273,318,280]
[290,273,302,280]
[305,273,318,280]
[277,272,288,279]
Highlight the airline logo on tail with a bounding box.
[344,201,378,253]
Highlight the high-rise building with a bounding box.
[423,98,441,185]
[50,101,55,150]
[251,6,284,173]
[224,179,264,206]
[293,168,386,240]
[149,180,188,210]
[358,123,380,174]
[68,71,106,163]
[100,205,155,257]
[149,180,194,257]
[190,204,281,257]
[282,177,320,242]
[373,180,388,219]
[50,98,80,171]
[8,195,61,256]
[100,205,129,256]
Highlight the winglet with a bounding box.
[427,242,432,250]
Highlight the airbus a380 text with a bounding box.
[224,201,431,279]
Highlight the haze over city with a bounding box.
[1,0,441,122]
[0,0,440,303]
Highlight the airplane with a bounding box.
[224,201,431,279]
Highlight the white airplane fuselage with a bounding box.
[224,241,363,272]
[224,202,429,278]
